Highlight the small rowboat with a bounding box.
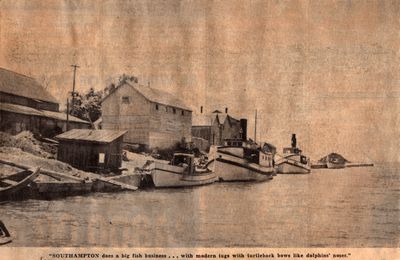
[0,167,40,199]
[0,221,12,245]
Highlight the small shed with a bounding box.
[56,129,127,173]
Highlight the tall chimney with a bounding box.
[291,134,297,148]
[240,119,247,140]
[225,107,228,113]
[200,106,203,114]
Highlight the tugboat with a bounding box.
[151,153,218,188]
[276,134,311,174]
[207,139,275,182]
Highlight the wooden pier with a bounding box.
[0,159,138,198]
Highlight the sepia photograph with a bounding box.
[0,0,399,259]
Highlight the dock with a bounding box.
[0,159,138,198]
[311,163,327,169]
[346,162,374,168]
[311,161,374,169]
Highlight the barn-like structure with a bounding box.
[101,81,192,149]
[0,67,90,136]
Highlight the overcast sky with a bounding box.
[0,0,399,162]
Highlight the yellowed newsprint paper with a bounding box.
[0,1,399,260]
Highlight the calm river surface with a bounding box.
[1,164,399,247]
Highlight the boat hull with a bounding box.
[207,156,274,182]
[0,168,40,199]
[327,162,345,169]
[276,160,311,174]
[0,236,12,246]
[152,163,217,188]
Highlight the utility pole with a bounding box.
[70,64,80,114]
[66,98,70,131]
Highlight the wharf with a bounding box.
[311,162,374,169]
[346,162,374,168]
[311,163,327,169]
[0,159,138,199]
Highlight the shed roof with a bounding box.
[0,102,90,124]
[0,67,58,104]
[56,129,127,144]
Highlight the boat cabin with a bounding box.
[223,138,260,149]
[222,139,274,167]
[170,153,195,174]
[224,139,244,147]
[283,147,308,165]
[283,147,302,155]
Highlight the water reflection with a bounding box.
[0,164,398,247]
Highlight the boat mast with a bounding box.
[254,109,257,143]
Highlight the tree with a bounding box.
[118,74,138,86]
[69,88,103,123]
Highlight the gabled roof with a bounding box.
[216,114,240,126]
[102,81,192,111]
[318,153,349,163]
[56,129,127,144]
[0,67,58,104]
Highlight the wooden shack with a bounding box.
[56,129,127,173]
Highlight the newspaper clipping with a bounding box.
[0,0,399,259]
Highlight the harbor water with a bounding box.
[0,164,398,247]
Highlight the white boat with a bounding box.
[151,153,218,188]
[276,134,311,174]
[207,139,275,182]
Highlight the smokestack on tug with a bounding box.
[240,119,247,141]
[291,133,297,148]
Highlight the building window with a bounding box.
[99,153,105,163]
[156,104,159,110]
[181,110,184,116]
[173,108,176,114]
[122,96,130,104]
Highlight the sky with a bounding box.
[0,0,399,162]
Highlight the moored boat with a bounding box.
[0,167,40,199]
[151,153,218,188]
[318,153,348,169]
[276,134,311,174]
[326,154,346,169]
[207,139,275,182]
